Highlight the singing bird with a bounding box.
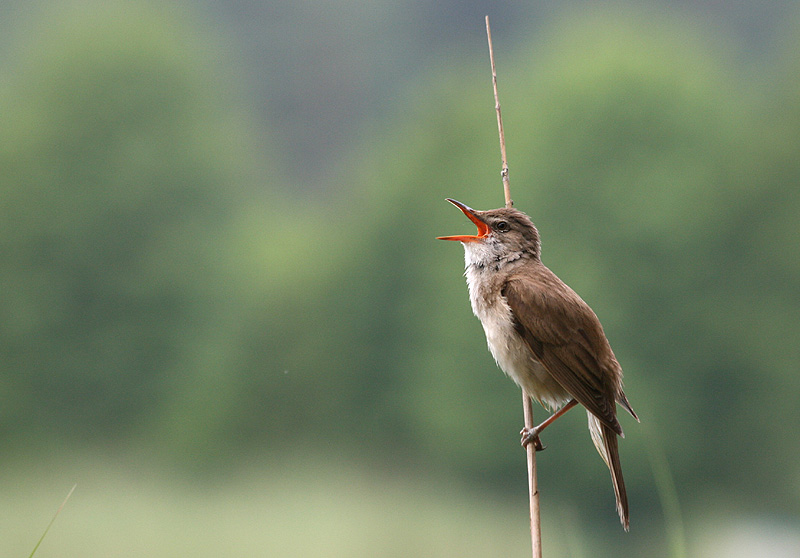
[438,198,638,530]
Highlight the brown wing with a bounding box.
[502,270,623,435]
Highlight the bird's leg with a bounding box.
[520,399,579,451]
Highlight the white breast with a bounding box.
[465,263,570,411]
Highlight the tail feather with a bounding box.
[618,391,639,422]
[588,412,630,530]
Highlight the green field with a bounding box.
[5,451,796,558]
[3,452,545,558]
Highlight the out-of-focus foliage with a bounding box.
[1,1,799,548]
[0,3,266,444]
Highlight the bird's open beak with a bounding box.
[437,198,490,242]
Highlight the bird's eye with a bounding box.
[495,221,509,232]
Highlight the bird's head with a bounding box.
[437,198,541,264]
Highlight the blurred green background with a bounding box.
[2,1,799,556]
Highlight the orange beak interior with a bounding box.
[436,198,490,242]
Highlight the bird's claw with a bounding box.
[520,427,546,451]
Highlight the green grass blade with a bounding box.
[28,484,76,558]
[645,428,686,558]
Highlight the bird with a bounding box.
[437,198,639,530]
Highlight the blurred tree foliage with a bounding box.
[0,3,267,444]
[1,2,798,527]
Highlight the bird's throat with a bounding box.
[462,240,526,272]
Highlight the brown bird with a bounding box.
[438,198,638,530]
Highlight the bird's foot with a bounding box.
[520,427,546,451]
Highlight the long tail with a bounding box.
[588,412,630,530]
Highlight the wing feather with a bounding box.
[502,271,623,434]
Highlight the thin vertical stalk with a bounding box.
[486,15,541,557]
